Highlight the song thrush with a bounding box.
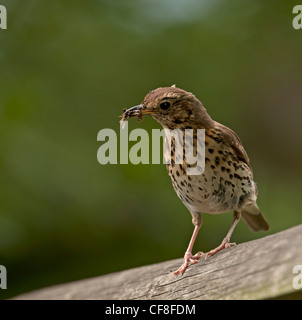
[121,85,270,275]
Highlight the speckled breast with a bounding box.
[164,128,254,214]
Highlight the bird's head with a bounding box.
[122,85,213,130]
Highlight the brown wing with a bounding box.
[213,121,253,175]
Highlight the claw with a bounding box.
[173,251,204,276]
[205,241,236,259]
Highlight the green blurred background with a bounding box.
[0,0,301,299]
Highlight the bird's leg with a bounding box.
[205,210,241,259]
[173,214,203,276]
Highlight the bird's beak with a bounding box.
[140,106,157,115]
[121,104,156,122]
[125,104,143,115]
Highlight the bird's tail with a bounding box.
[241,202,270,232]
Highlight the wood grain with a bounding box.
[14,224,302,300]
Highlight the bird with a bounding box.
[121,85,270,275]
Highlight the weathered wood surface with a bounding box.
[14,224,302,300]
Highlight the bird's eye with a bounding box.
[160,101,170,110]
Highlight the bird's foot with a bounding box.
[205,239,236,259]
[173,251,204,276]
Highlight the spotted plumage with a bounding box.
[122,85,269,275]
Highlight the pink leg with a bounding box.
[205,210,240,259]
[173,218,203,276]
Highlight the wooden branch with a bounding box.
[14,224,302,300]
